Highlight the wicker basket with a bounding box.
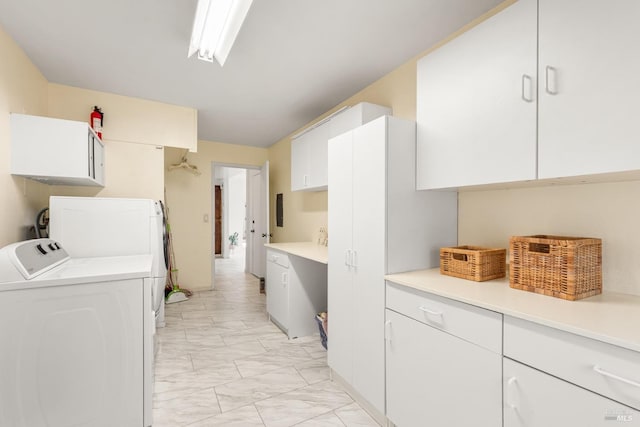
[509,235,602,301]
[440,246,506,282]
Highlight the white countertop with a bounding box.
[385,268,640,353]
[265,242,328,264]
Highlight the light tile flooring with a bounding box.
[153,253,380,427]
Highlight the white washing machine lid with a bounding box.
[0,239,152,292]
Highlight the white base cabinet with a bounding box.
[504,358,639,427]
[266,249,327,339]
[266,250,290,332]
[385,283,502,427]
[328,116,458,415]
[11,113,105,186]
[504,315,640,413]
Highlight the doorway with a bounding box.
[211,162,269,288]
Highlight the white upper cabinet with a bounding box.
[290,102,391,192]
[291,123,328,191]
[417,0,640,189]
[11,113,105,187]
[327,102,392,139]
[537,0,640,179]
[417,0,537,190]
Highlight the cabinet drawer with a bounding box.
[386,281,502,353]
[267,250,289,268]
[504,316,640,410]
[504,358,639,426]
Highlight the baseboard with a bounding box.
[329,368,394,427]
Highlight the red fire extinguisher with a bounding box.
[90,106,104,139]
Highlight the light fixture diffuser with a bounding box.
[188,0,253,66]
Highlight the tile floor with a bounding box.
[152,253,380,427]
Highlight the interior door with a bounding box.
[248,161,269,278]
[214,185,222,255]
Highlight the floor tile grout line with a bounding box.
[253,403,268,427]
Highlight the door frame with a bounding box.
[210,162,261,289]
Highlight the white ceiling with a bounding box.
[0,0,502,148]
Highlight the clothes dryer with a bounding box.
[49,196,169,327]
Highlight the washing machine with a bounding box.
[0,238,154,427]
[49,196,169,327]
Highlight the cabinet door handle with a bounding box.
[521,74,533,103]
[545,65,558,95]
[418,306,443,317]
[506,377,518,410]
[345,250,352,267]
[304,174,309,187]
[594,365,640,388]
[282,272,288,285]
[352,250,358,268]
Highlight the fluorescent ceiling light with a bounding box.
[188,0,253,66]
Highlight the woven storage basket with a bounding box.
[509,235,602,301]
[440,246,506,282]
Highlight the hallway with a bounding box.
[152,256,379,426]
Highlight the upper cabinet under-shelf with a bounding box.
[11,113,105,187]
[416,0,640,190]
[291,102,391,192]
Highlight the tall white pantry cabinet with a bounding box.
[327,115,457,416]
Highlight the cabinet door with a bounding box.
[504,358,639,426]
[351,119,387,413]
[290,134,308,191]
[92,135,105,185]
[327,131,354,382]
[416,0,537,189]
[307,124,329,190]
[386,309,502,427]
[538,0,640,179]
[266,261,289,330]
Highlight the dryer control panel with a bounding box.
[0,238,69,282]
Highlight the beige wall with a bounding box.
[48,84,197,151]
[459,181,640,296]
[0,26,50,246]
[47,84,199,201]
[267,0,640,296]
[165,141,268,291]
